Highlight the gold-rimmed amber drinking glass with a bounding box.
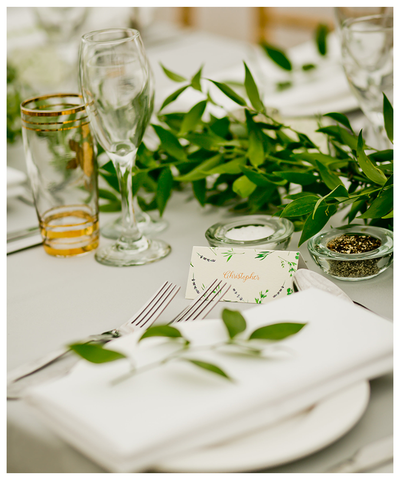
[21,93,99,257]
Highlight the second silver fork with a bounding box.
[7,279,230,399]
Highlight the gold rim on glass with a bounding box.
[21,93,89,132]
[20,93,86,116]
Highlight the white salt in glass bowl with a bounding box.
[205,215,294,250]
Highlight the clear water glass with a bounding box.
[340,14,393,149]
[79,28,170,266]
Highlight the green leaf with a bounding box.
[382,211,393,219]
[302,63,316,71]
[139,325,183,342]
[383,93,393,143]
[175,154,223,182]
[99,202,121,213]
[241,166,287,186]
[100,159,117,174]
[291,152,347,167]
[369,150,393,162]
[156,167,174,216]
[183,359,232,381]
[316,126,358,151]
[323,112,354,132]
[160,85,189,111]
[208,157,246,175]
[243,62,264,112]
[98,188,119,201]
[191,65,203,92]
[158,112,185,132]
[315,24,329,56]
[356,132,387,186]
[298,202,336,245]
[277,81,292,91]
[323,184,349,201]
[315,160,345,190]
[249,322,306,341]
[208,79,247,106]
[359,186,393,219]
[296,132,317,149]
[160,63,187,82]
[192,179,206,206]
[232,175,257,198]
[100,172,120,193]
[152,124,187,161]
[276,170,316,186]
[185,132,240,150]
[209,116,231,138]
[222,309,247,339]
[180,100,207,134]
[281,194,319,217]
[69,343,127,363]
[247,130,264,167]
[261,42,292,71]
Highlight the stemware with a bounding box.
[340,14,393,149]
[101,197,168,240]
[79,27,171,266]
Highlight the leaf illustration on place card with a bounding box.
[255,289,269,304]
[278,256,298,277]
[221,248,245,262]
[186,246,301,304]
[255,251,273,261]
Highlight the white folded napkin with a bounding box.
[25,289,392,472]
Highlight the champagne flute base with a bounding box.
[101,213,168,239]
[95,237,171,267]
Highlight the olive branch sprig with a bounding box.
[69,309,307,385]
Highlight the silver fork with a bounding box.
[7,279,230,399]
[7,281,180,390]
[170,279,231,323]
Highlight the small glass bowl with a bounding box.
[205,215,294,250]
[307,225,393,281]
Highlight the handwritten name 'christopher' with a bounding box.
[223,271,260,283]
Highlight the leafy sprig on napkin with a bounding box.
[69,309,307,383]
[98,61,393,246]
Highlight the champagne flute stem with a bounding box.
[113,156,141,244]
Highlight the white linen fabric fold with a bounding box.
[25,289,392,472]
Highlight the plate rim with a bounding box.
[155,380,370,473]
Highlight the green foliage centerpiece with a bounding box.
[98,62,393,246]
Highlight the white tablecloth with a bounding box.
[7,11,393,473]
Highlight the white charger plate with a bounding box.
[155,380,369,473]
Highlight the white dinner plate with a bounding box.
[155,380,370,473]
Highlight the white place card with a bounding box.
[185,246,304,304]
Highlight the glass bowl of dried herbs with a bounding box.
[307,225,393,281]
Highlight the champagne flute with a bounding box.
[340,14,393,149]
[79,27,171,266]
